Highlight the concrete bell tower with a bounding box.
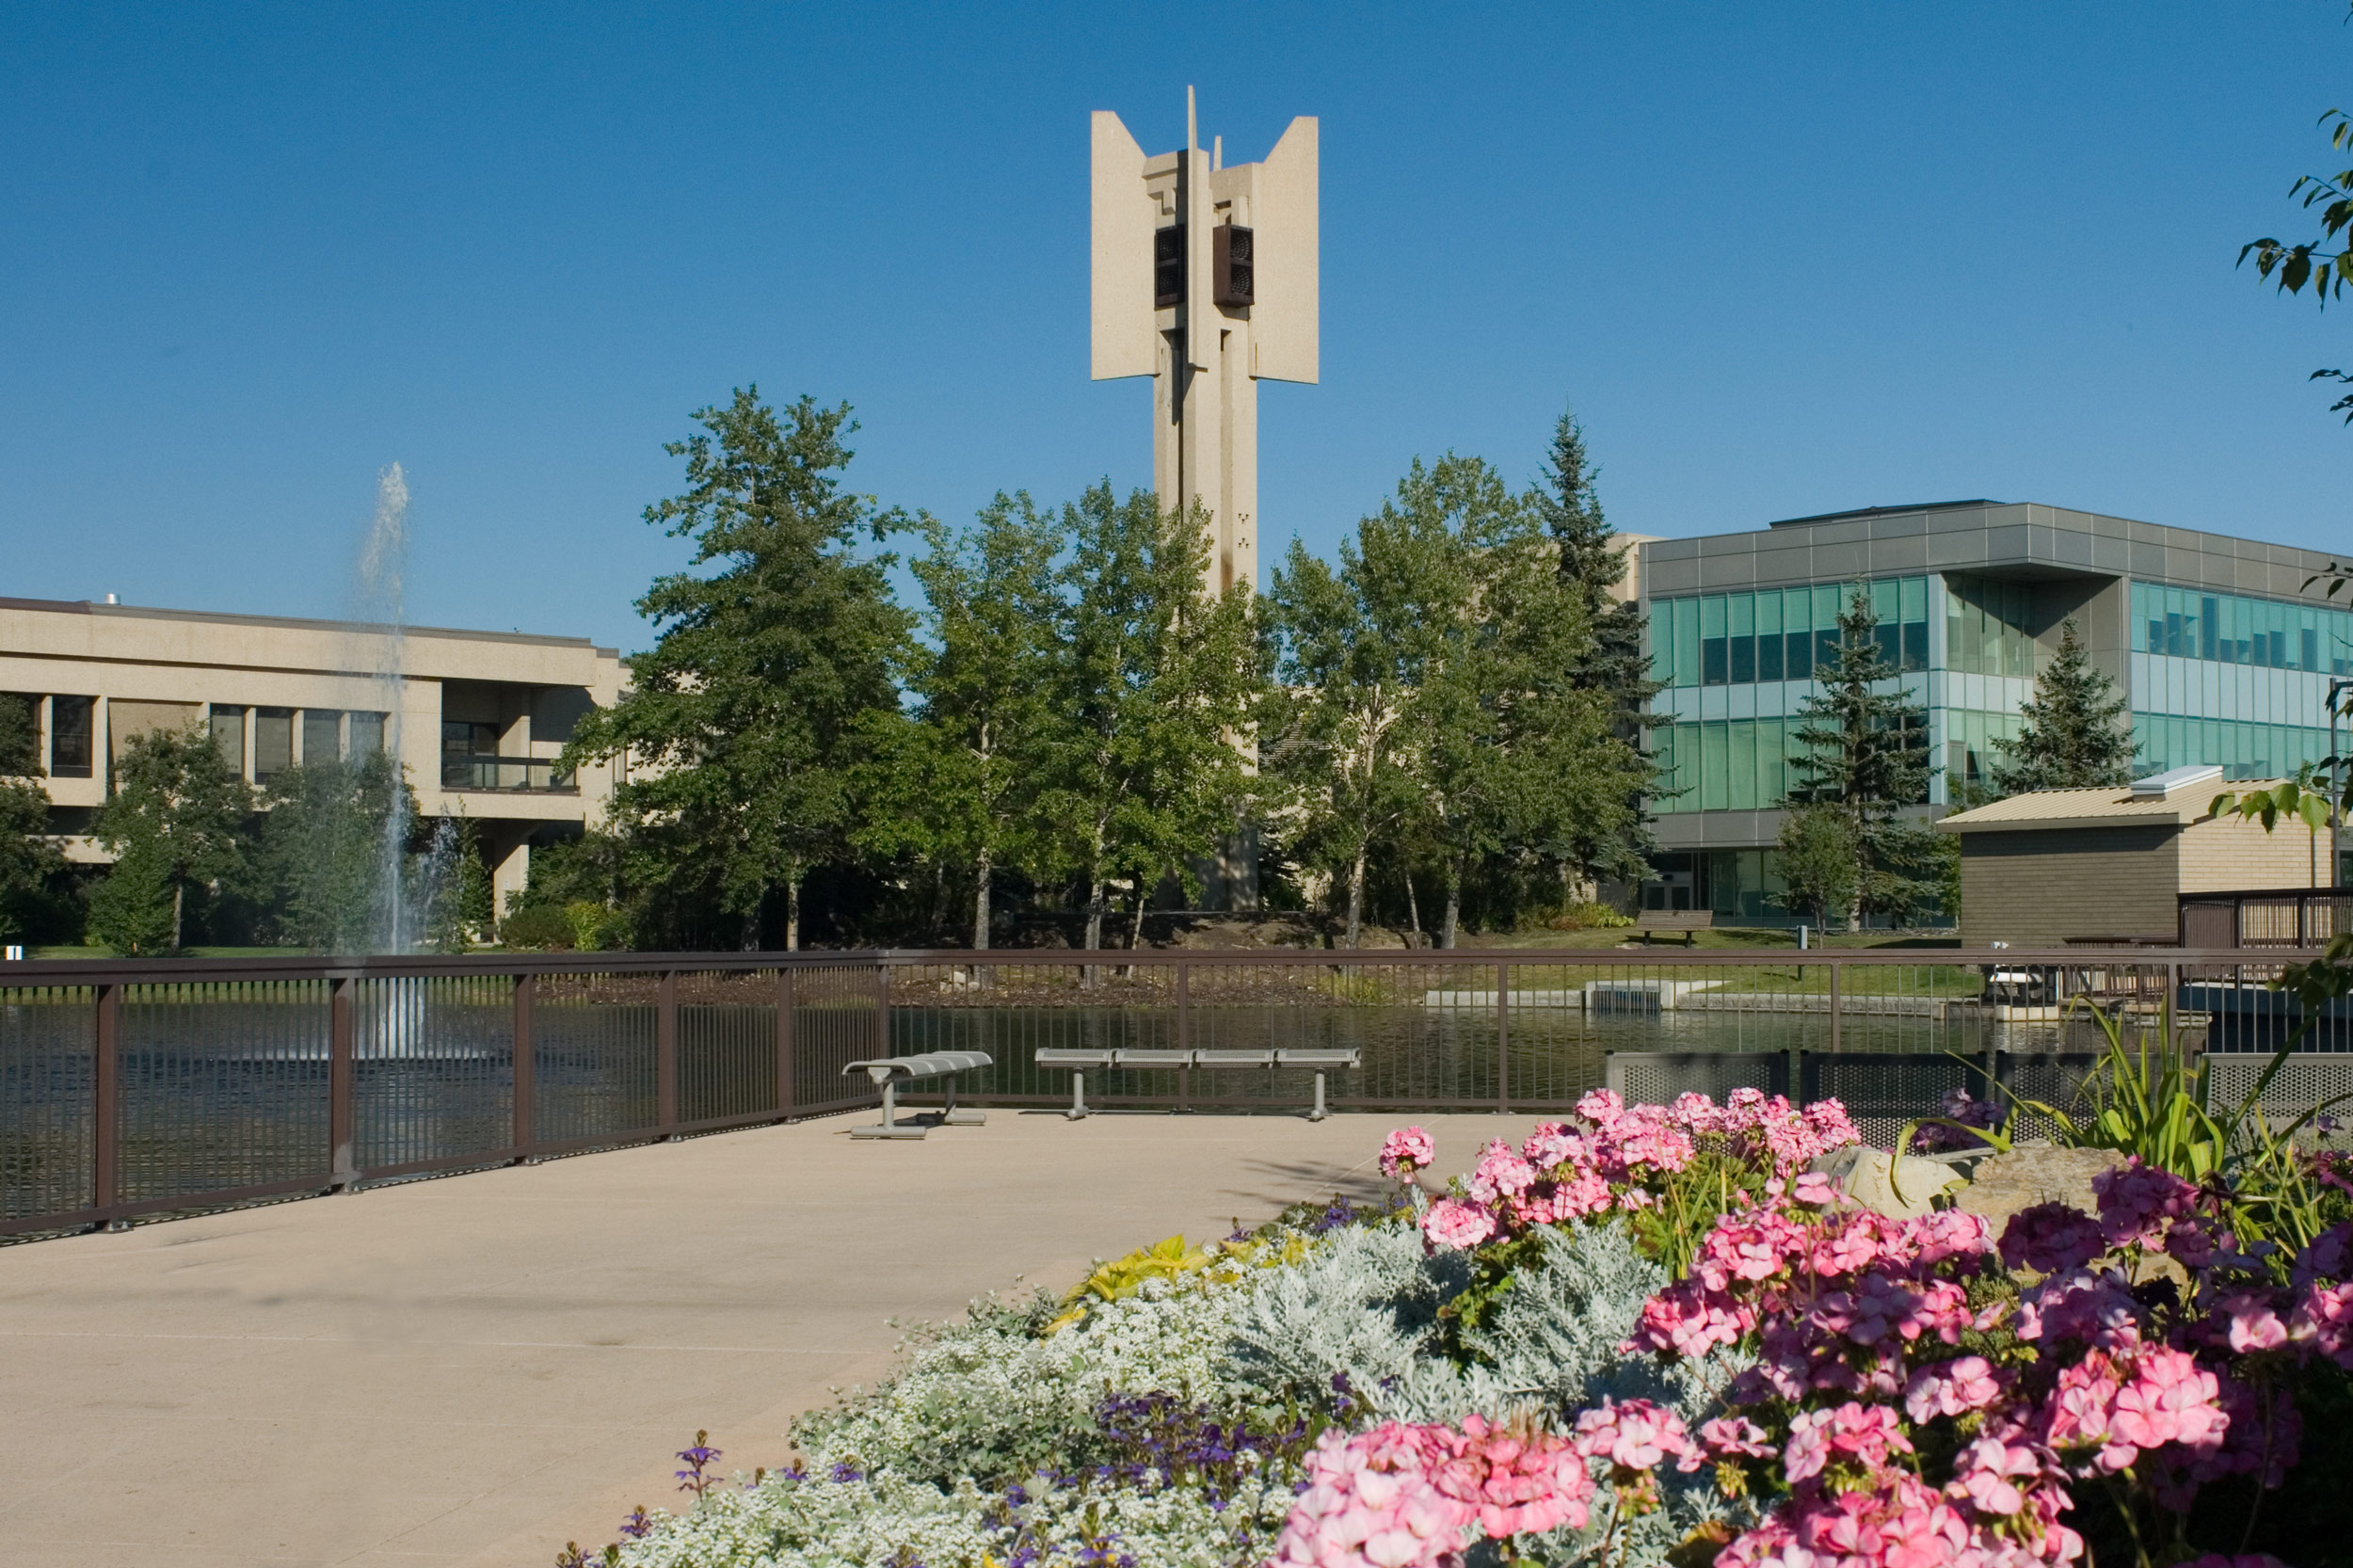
[1091,89,1319,595]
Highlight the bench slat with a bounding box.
[840,1051,993,1081]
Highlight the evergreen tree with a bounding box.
[565,389,914,950]
[1785,585,1942,929]
[854,496,1066,951]
[88,724,253,953]
[1988,618,2138,793]
[1532,410,1663,891]
[0,694,39,776]
[1770,803,1859,928]
[1037,486,1263,954]
[252,752,419,952]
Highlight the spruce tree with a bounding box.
[1532,409,1662,892]
[1785,584,1941,929]
[1989,618,2137,794]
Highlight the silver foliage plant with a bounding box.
[618,1209,1743,1568]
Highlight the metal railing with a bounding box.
[0,946,2335,1238]
[2180,889,2353,950]
[439,755,575,792]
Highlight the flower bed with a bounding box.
[584,1091,2353,1568]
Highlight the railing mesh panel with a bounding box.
[790,965,886,1112]
[679,970,776,1124]
[0,986,94,1219]
[119,980,330,1202]
[534,972,657,1144]
[354,975,513,1170]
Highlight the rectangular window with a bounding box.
[1729,722,1757,810]
[1703,637,1727,685]
[1729,594,1755,684]
[1874,621,1900,668]
[2305,628,2320,672]
[2201,597,2219,661]
[349,712,386,756]
[1701,722,1729,811]
[1785,630,1812,680]
[1758,628,1785,681]
[254,707,293,780]
[209,705,246,774]
[1902,619,1928,672]
[1816,626,1840,671]
[1730,633,1754,684]
[50,696,92,777]
[301,709,342,766]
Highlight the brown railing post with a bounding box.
[776,966,796,1119]
[512,972,536,1159]
[1176,960,1192,1112]
[92,982,119,1224]
[1496,961,1511,1113]
[328,975,355,1189]
[874,958,891,1062]
[656,969,679,1135]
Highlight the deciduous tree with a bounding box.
[855,497,1066,952]
[88,725,252,953]
[566,389,914,951]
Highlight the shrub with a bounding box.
[498,901,576,951]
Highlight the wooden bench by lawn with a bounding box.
[1636,910,1714,947]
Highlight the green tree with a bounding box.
[0,695,65,947]
[1988,618,2138,794]
[1770,803,1859,928]
[1039,485,1263,953]
[565,389,914,951]
[1785,585,1941,929]
[1532,410,1663,892]
[254,752,419,952]
[0,694,40,776]
[88,725,253,953]
[2241,107,2353,424]
[1267,467,1461,948]
[854,496,1065,952]
[421,813,495,953]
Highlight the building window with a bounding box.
[349,712,386,756]
[209,705,247,775]
[50,696,92,778]
[301,709,342,766]
[255,707,293,781]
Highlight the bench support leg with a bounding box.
[1065,1071,1089,1121]
[851,1079,929,1140]
[1307,1071,1328,1122]
[941,1078,985,1127]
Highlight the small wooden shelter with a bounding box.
[1934,765,2322,948]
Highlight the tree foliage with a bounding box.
[1036,486,1265,952]
[854,497,1067,952]
[1267,456,1644,948]
[1533,410,1662,889]
[1988,618,2137,794]
[1785,585,1943,929]
[564,389,914,950]
[88,725,253,953]
[252,753,420,953]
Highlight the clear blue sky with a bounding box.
[7,3,2353,652]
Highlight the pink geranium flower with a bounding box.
[1419,1197,1497,1252]
[1377,1126,1436,1182]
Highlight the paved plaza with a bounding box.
[0,1108,1548,1568]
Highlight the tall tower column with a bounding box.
[1094,91,1317,595]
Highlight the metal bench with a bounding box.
[1636,910,1713,946]
[840,1050,993,1141]
[1031,1047,1360,1121]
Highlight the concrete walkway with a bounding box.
[0,1109,1547,1568]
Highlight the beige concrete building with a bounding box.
[0,595,625,910]
[1935,764,2317,947]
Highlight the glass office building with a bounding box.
[1636,501,2348,918]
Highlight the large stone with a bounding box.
[1821,1145,1970,1217]
[1951,1144,2123,1237]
